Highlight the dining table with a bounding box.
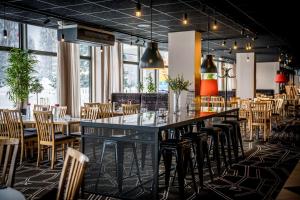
[79,107,239,199]
[22,116,81,136]
[0,186,26,200]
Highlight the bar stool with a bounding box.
[160,138,197,199]
[199,127,228,176]
[181,131,214,188]
[222,120,245,159]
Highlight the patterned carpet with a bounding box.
[11,141,300,200]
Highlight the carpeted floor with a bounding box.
[12,140,300,200]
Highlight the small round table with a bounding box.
[0,187,26,200]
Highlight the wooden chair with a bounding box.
[121,104,140,115]
[210,96,225,107]
[249,102,269,141]
[0,109,9,139]
[50,106,68,133]
[34,111,75,169]
[83,107,99,120]
[0,138,19,187]
[56,147,89,200]
[99,103,113,118]
[84,102,100,108]
[4,109,37,164]
[33,104,50,111]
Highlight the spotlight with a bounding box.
[241,28,245,35]
[61,33,65,42]
[233,41,238,50]
[143,40,146,46]
[135,38,140,44]
[248,43,252,50]
[100,46,103,53]
[183,13,188,25]
[3,29,7,39]
[212,19,218,30]
[135,1,142,17]
[246,56,250,62]
[221,40,226,46]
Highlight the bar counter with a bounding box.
[80,107,239,199]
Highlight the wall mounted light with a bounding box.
[212,19,218,30]
[233,41,238,50]
[183,13,188,25]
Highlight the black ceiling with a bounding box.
[1,0,298,65]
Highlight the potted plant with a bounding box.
[137,81,144,93]
[5,48,38,113]
[166,74,191,113]
[30,78,44,104]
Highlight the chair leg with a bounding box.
[51,146,55,169]
[36,143,40,167]
[204,141,214,182]
[132,143,142,185]
[176,146,185,199]
[163,149,172,189]
[20,142,24,165]
[195,140,204,188]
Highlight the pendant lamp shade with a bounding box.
[200,54,218,96]
[274,72,287,83]
[139,42,164,69]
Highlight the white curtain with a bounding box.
[57,42,80,117]
[92,42,123,102]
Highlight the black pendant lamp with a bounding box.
[139,0,164,69]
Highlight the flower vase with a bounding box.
[173,92,181,114]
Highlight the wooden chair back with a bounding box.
[0,138,19,187]
[200,96,210,107]
[0,109,9,139]
[34,111,55,145]
[51,106,68,118]
[99,103,113,118]
[83,107,99,120]
[274,98,284,115]
[250,102,268,125]
[4,110,24,139]
[122,104,140,115]
[210,96,225,107]
[56,147,89,200]
[84,103,100,108]
[34,104,50,111]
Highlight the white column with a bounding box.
[236,52,256,99]
[168,31,201,110]
[256,62,280,94]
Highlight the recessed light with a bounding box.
[137,24,150,28]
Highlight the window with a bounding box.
[123,44,138,62]
[159,50,168,92]
[142,70,155,93]
[123,63,139,92]
[0,20,19,108]
[28,55,57,105]
[80,44,91,105]
[27,24,58,105]
[0,19,19,48]
[27,24,57,52]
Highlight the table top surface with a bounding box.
[80,107,239,130]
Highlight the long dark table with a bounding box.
[80,107,239,199]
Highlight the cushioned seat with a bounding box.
[54,134,74,141]
[24,131,37,138]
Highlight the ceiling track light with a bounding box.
[135,38,140,43]
[3,4,7,39]
[221,40,226,46]
[43,17,50,25]
[130,35,133,45]
[233,41,238,50]
[100,46,103,53]
[143,40,146,46]
[135,1,142,17]
[182,13,188,25]
[3,29,7,39]
[61,21,64,42]
[212,19,218,30]
[241,28,245,35]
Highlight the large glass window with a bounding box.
[27,24,57,52]
[28,55,57,105]
[0,20,19,48]
[123,43,138,62]
[27,25,58,105]
[0,19,19,108]
[80,44,91,105]
[159,50,168,92]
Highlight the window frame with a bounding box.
[80,46,92,103]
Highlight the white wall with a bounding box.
[236,53,255,99]
[168,31,201,110]
[256,62,279,94]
